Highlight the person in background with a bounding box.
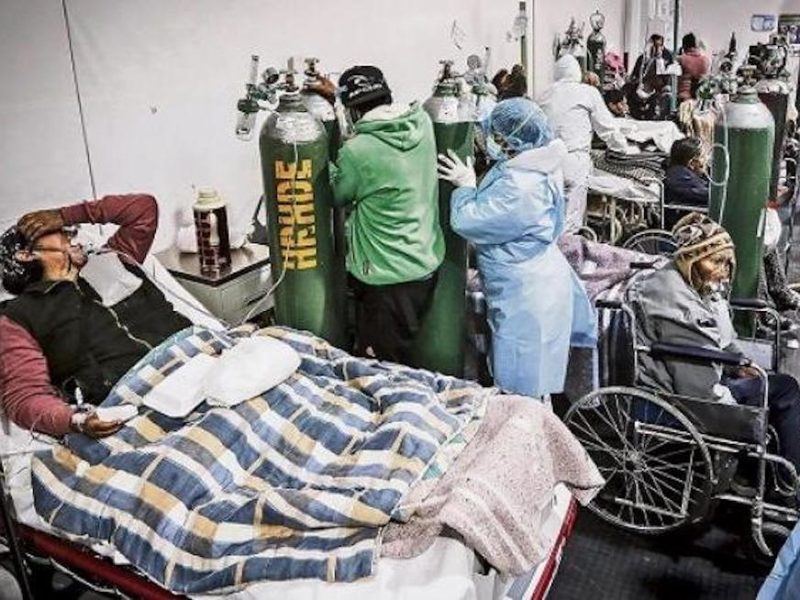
[630,33,674,86]
[491,69,509,97]
[437,97,596,398]
[0,195,192,438]
[629,213,800,477]
[498,64,528,100]
[604,89,630,117]
[629,33,675,120]
[309,66,444,365]
[677,32,710,102]
[539,54,634,231]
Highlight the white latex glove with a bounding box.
[437,149,477,188]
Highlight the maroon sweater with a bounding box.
[678,50,710,101]
[0,194,158,436]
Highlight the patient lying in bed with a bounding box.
[0,194,192,438]
[1,194,605,595]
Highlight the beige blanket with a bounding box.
[381,396,603,575]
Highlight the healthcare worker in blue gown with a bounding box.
[438,97,596,397]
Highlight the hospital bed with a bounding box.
[585,121,683,245]
[585,171,662,245]
[0,238,583,600]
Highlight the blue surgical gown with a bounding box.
[451,149,596,397]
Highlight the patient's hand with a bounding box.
[18,209,64,241]
[73,413,123,438]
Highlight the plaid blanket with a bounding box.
[31,326,491,594]
[591,149,666,186]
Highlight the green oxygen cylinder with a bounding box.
[412,74,473,377]
[300,61,348,344]
[259,92,345,347]
[709,88,775,304]
[586,11,607,84]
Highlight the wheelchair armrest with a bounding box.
[629,261,658,270]
[649,342,749,367]
[595,299,623,310]
[729,297,769,310]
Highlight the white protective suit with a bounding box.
[538,55,631,232]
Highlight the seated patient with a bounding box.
[629,213,800,475]
[663,137,709,228]
[664,137,800,312]
[0,195,191,438]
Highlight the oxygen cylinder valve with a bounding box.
[304,57,321,84]
[235,55,310,139]
[438,59,459,83]
[464,52,491,97]
[236,55,262,140]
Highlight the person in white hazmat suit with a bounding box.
[437,97,596,398]
[538,54,634,232]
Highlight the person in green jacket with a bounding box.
[313,66,444,364]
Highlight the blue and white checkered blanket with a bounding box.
[31,326,491,594]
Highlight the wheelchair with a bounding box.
[620,196,704,256]
[585,177,665,246]
[563,294,800,557]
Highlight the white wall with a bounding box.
[0,0,93,231]
[1,0,529,251]
[532,0,626,96]
[682,0,800,59]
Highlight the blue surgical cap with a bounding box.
[488,98,553,153]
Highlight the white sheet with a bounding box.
[618,119,684,154]
[588,170,660,203]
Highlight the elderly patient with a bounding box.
[0,194,191,438]
[628,213,800,475]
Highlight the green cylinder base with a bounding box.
[411,122,474,377]
[260,132,346,348]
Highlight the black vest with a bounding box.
[3,263,191,405]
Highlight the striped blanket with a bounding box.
[31,326,491,594]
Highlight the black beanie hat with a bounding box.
[0,226,43,295]
[338,66,391,108]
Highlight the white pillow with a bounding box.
[143,336,300,418]
[205,336,300,408]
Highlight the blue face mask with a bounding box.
[486,137,506,161]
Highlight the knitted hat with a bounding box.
[671,212,735,288]
[338,66,391,108]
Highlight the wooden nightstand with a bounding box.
[155,244,273,324]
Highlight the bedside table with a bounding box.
[155,244,273,324]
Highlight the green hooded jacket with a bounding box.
[330,103,444,285]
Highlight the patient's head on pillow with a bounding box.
[0,226,44,295]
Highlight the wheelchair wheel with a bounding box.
[622,229,678,256]
[564,386,713,534]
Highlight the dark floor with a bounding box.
[549,508,770,599]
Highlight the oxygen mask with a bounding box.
[701,279,732,302]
